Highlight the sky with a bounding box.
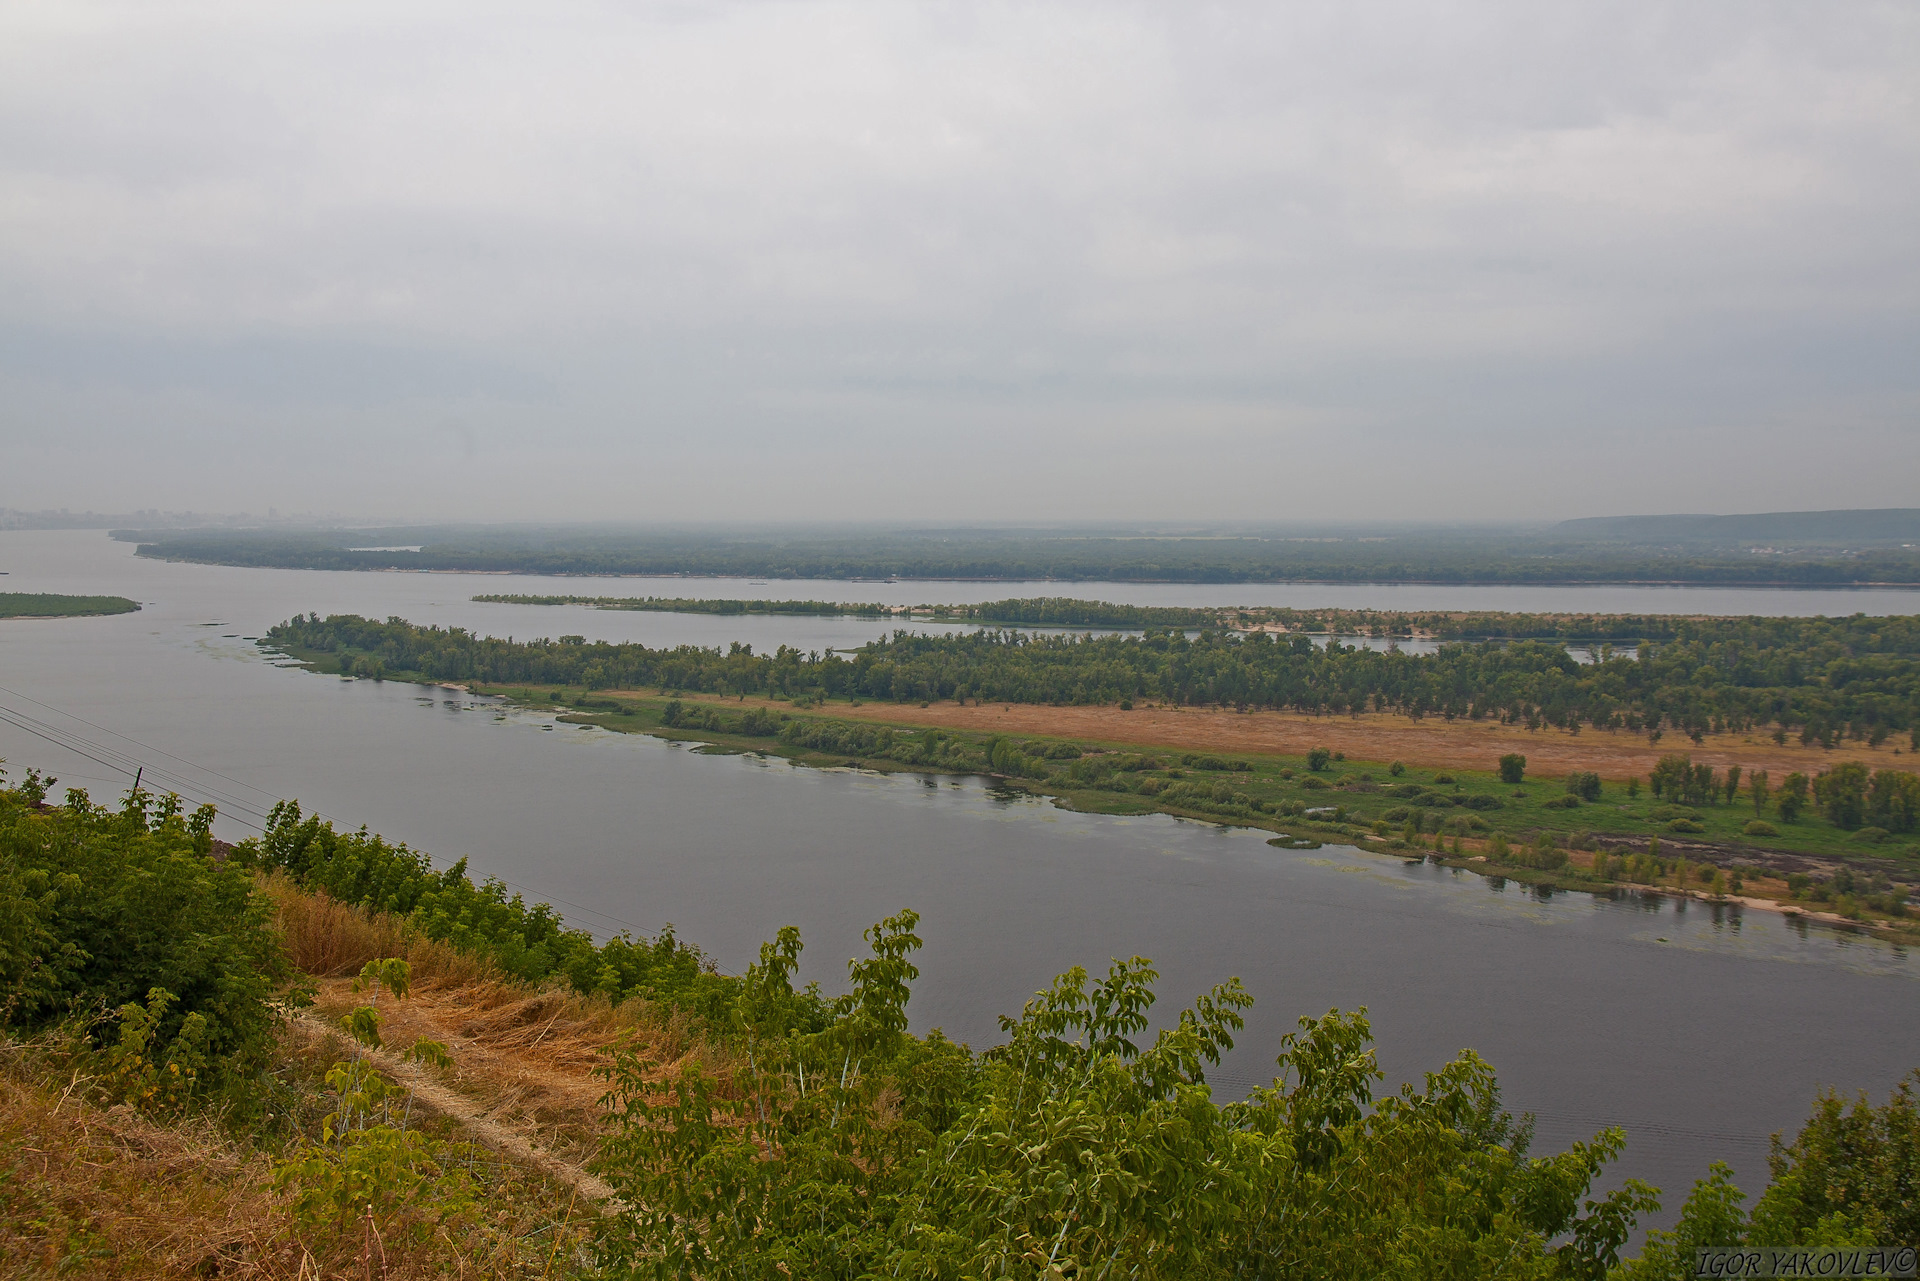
[1,1,1916,524]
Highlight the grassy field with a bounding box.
[0,591,140,618]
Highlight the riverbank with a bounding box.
[254,627,1920,943]
[480,683,1918,945]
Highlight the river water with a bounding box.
[3,529,1917,1222]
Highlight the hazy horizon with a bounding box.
[3,2,1916,523]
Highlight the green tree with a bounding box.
[1865,767,1920,833]
[1748,769,1770,816]
[1812,762,1870,829]
[1307,747,1332,771]
[1777,772,1809,822]
[1499,754,1527,784]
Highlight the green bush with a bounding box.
[1742,820,1778,837]
[239,800,807,1034]
[593,919,1656,1280]
[1498,754,1526,784]
[0,777,289,1098]
[1564,771,1603,802]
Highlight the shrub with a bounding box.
[1388,761,1405,776]
[1742,820,1778,837]
[1565,772,1602,802]
[1432,774,1455,785]
[0,781,290,1098]
[1498,754,1527,784]
[1306,747,1332,772]
[1850,826,1891,844]
[1463,794,1505,811]
[1665,818,1706,833]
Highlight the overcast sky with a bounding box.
[1,1,1915,524]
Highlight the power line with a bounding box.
[0,687,694,948]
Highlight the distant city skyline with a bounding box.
[2,2,1915,522]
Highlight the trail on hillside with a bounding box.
[295,1011,620,1204]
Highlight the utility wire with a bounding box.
[0,686,696,948]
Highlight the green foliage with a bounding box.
[238,800,799,1031]
[594,916,1650,1280]
[1615,1071,1920,1275]
[1307,746,1333,771]
[1617,1163,1748,1280]
[269,610,1920,749]
[1747,1071,1920,1246]
[1813,761,1870,829]
[1500,754,1528,784]
[1778,772,1810,822]
[0,777,288,1097]
[272,1059,477,1245]
[1565,771,1603,802]
[343,1005,383,1049]
[353,956,412,1002]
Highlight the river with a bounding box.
[3,528,1917,1224]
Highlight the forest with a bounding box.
[269,611,1920,746]
[4,771,1916,1278]
[476,593,893,618]
[476,592,1888,641]
[119,525,1920,585]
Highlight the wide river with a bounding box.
[3,529,1918,1224]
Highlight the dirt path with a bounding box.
[294,1011,619,1204]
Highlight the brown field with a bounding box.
[663,691,1906,781]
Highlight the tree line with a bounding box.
[123,527,1920,586]
[474,593,893,617]
[270,611,1920,745]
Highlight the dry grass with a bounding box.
[309,971,716,1168]
[1,877,723,1277]
[654,689,1899,780]
[0,1046,299,1279]
[265,873,499,988]
[271,870,724,1166]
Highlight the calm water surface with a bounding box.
[3,530,1917,1221]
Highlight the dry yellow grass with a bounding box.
[266,874,500,988]
[0,1054,291,1278]
[653,689,1899,781]
[2,877,727,1277]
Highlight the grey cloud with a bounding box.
[0,0,1914,521]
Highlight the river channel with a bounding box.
[3,529,1917,1223]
